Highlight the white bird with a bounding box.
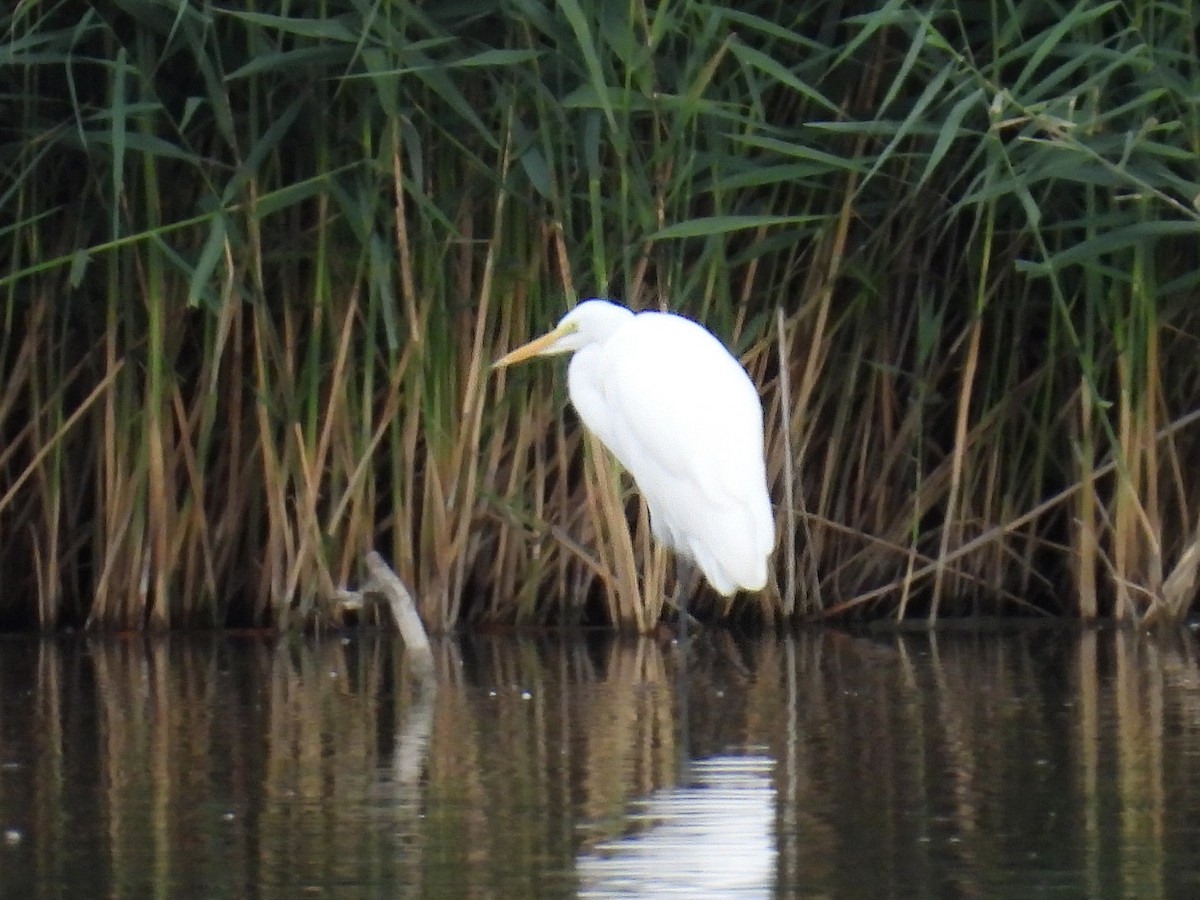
[493,299,773,598]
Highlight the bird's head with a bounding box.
[492,299,633,369]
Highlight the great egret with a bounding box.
[493,299,774,601]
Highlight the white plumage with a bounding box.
[494,299,773,596]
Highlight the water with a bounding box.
[1,627,1199,897]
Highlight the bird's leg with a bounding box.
[672,557,703,645]
[675,632,693,785]
[672,558,696,785]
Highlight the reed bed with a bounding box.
[2,1,1198,630]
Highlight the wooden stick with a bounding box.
[337,552,436,686]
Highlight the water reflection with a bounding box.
[0,629,1198,896]
[577,754,776,898]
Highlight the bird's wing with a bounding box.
[602,315,765,501]
[595,315,774,589]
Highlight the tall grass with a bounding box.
[1,0,1199,630]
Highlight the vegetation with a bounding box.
[2,0,1198,631]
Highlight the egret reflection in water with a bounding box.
[576,755,777,898]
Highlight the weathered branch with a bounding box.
[336,552,436,686]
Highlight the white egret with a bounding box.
[493,299,773,602]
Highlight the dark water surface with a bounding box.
[1,627,1199,897]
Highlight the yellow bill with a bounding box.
[492,323,574,369]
